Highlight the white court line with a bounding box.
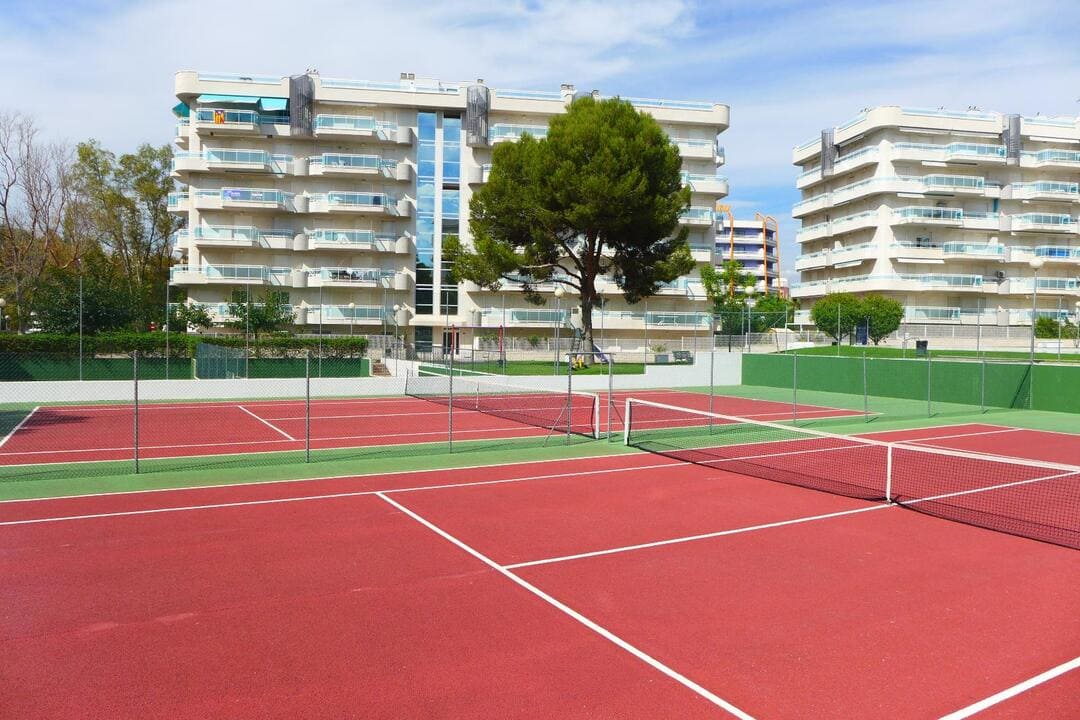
[0,423,548,460]
[0,451,673,505]
[0,460,683,525]
[0,406,39,449]
[377,492,756,720]
[938,655,1080,720]
[237,405,296,441]
[505,504,890,569]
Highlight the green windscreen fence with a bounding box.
[740,353,1068,414]
[194,343,246,379]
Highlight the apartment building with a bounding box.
[169,71,729,352]
[716,215,781,294]
[791,106,1080,326]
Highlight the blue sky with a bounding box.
[2,0,1078,280]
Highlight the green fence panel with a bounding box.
[247,358,368,379]
[1032,364,1078,413]
[0,355,186,381]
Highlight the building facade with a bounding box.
[169,71,729,352]
[715,214,781,294]
[791,106,1080,326]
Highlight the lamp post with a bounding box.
[348,302,356,337]
[553,286,565,374]
[1029,257,1044,363]
[744,285,757,353]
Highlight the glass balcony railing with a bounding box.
[481,308,567,324]
[1012,181,1080,197]
[496,89,563,101]
[321,77,459,94]
[833,146,878,167]
[170,264,290,283]
[941,243,1004,256]
[923,174,985,190]
[671,136,713,149]
[489,124,548,141]
[893,142,1006,160]
[196,109,258,125]
[309,192,393,209]
[1013,213,1076,228]
[681,172,727,188]
[645,311,710,327]
[893,206,963,222]
[1023,149,1080,165]
[680,207,714,222]
[899,273,983,287]
[311,304,385,321]
[314,114,377,132]
[906,307,962,321]
[197,188,290,205]
[1034,246,1079,258]
[308,229,398,249]
[310,267,394,284]
[198,72,280,85]
[167,191,188,208]
[624,97,714,111]
[309,153,383,170]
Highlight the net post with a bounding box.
[565,352,572,445]
[708,316,715,416]
[305,351,311,463]
[448,349,454,452]
[622,398,632,446]
[133,350,140,474]
[884,444,893,503]
[607,355,613,441]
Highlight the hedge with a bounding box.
[0,332,368,359]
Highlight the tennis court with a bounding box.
[0,389,858,466]
[2,406,1076,718]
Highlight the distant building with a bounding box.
[715,214,781,294]
[791,106,1080,327]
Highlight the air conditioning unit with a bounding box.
[994,270,1006,281]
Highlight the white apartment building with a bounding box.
[169,70,729,352]
[791,106,1080,326]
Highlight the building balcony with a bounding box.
[794,221,830,243]
[304,267,407,290]
[193,108,286,135]
[645,311,711,328]
[1020,149,1080,170]
[167,191,190,213]
[478,307,568,327]
[190,225,293,249]
[301,304,387,325]
[1001,277,1079,294]
[962,212,1005,232]
[828,210,878,237]
[794,250,828,271]
[792,136,822,164]
[489,124,548,143]
[940,242,1006,260]
[172,229,190,251]
[688,241,714,262]
[194,188,293,212]
[1011,213,1077,233]
[1009,181,1080,203]
[672,137,715,160]
[306,192,407,217]
[891,206,964,226]
[682,173,728,195]
[795,166,821,190]
[169,264,292,286]
[313,115,413,144]
[791,272,985,298]
[306,229,407,253]
[174,119,189,147]
[832,146,880,174]
[171,149,292,175]
[890,142,1006,165]
[679,207,714,226]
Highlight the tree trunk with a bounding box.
[579,290,596,366]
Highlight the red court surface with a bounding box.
[1,424,1076,718]
[0,388,857,466]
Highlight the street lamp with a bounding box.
[744,285,757,352]
[1029,257,1044,362]
[553,286,565,373]
[348,302,356,337]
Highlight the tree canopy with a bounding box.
[445,96,696,350]
[810,293,904,345]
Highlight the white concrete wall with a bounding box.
[2,353,742,404]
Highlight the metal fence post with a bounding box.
[863,350,869,422]
[927,352,932,418]
[792,350,798,425]
[566,352,572,445]
[607,355,614,441]
[133,350,140,474]
[305,351,311,463]
[448,349,454,451]
[980,356,986,414]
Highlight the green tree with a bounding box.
[750,292,795,332]
[31,249,134,333]
[170,302,213,332]
[700,261,754,305]
[445,96,694,353]
[861,294,904,344]
[71,141,180,331]
[227,290,293,338]
[810,293,863,344]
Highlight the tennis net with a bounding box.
[624,397,1079,549]
[406,366,600,439]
